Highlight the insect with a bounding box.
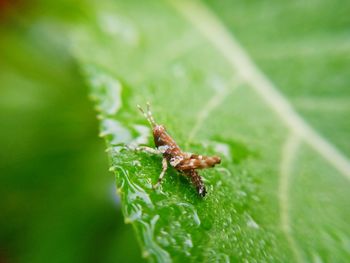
[136,103,221,197]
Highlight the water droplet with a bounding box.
[184,235,193,248]
[216,167,233,177]
[156,230,170,247]
[129,124,150,148]
[132,160,141,167]
[140,215,171,263]
[84,65,122,115]
[177,202,201,226]
[183,234,193,256]
[101,118,132,145]
[124,204,142,223]
[237,190,247,197]
[124,172,153,208]
[252,195,261,202]
[247,216,259,229]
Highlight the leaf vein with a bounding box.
[279,133,303,262]
[186,77,241,145]
[169,0,350,180]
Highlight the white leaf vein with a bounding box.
[279,133,303,262]
[169,0,350,180]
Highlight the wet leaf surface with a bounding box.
[71,0,350,262]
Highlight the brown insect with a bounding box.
[137,103,221,197]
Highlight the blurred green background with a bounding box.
[0,1,143,262]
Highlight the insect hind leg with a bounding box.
[153,157,168,189]
[184,170,207,197]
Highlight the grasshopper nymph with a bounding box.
[137,103,221,197]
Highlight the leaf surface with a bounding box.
[71,0,350,262]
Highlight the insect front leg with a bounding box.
[134,146,161,155]
[153,157,168,189]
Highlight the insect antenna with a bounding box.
[137,102,157,127]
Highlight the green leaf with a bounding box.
[71,0,350,262]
